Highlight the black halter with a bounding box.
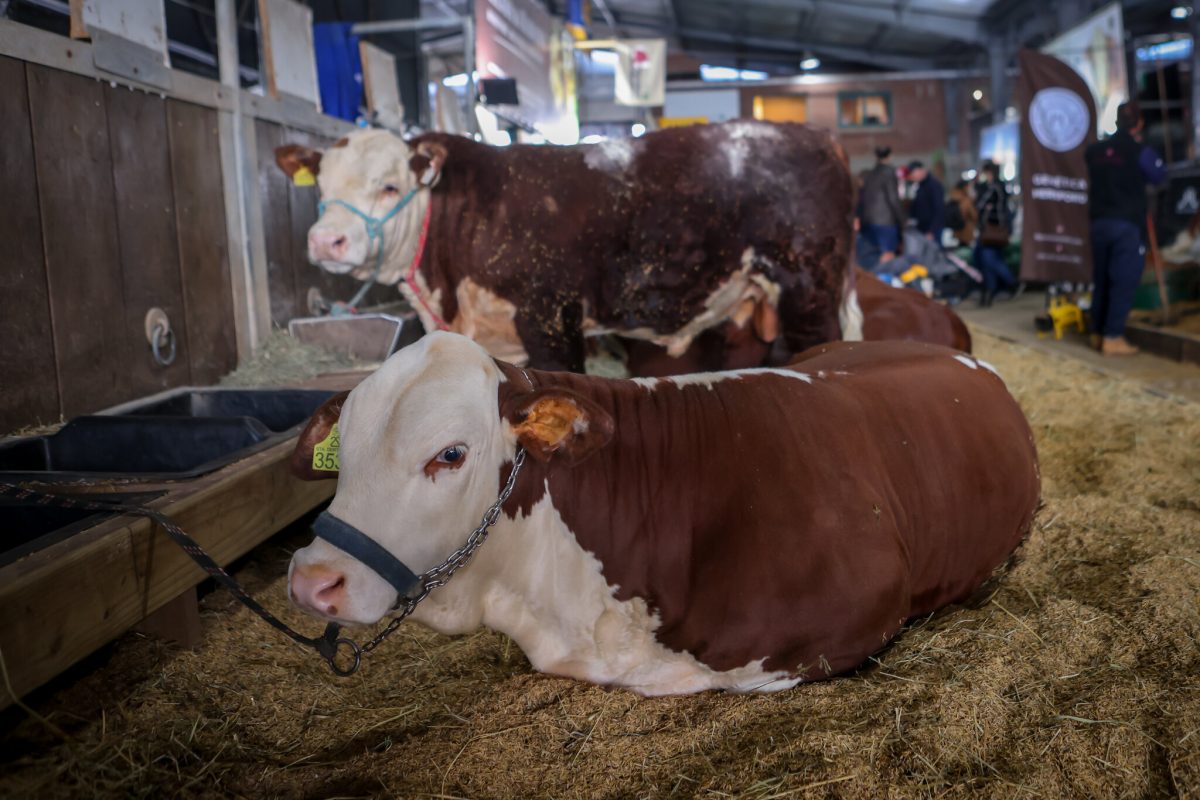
[312,511,424,599]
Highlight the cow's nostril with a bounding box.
[332,236,346,249]
[317,575,345,599]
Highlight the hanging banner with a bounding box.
[1017,48,1098,283]
[614,39,666,107]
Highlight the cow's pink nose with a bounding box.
[309,229,348,261]
[290,564,346,617]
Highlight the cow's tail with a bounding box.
[839,269,864,342]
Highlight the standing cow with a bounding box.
[287,332,1040,696]
[276,122,857,373]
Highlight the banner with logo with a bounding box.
[614,39,666,107]
[1018,48,1098,283]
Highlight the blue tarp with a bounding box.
[314,22,363,122]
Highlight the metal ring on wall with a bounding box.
[151,323,176,367]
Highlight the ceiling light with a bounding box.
[973,89,983,101]
[800,54,821,71]
[631,123,646,137]
[1170,5,1192,19]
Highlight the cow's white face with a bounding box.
[288,333,509,624]
[304,130,434,282]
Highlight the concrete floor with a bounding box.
[955,290,1200,404]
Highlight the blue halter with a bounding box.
[318,187,420,314]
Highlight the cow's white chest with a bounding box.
[414,489,800,695]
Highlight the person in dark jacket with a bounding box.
[1085,102,1168,356]
[973,161,1016,306]
[859,146,905,254]
[907,161,945,242]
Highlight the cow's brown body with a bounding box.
[411,123,853,371]
[858,270,972,352]
[496,341,1038,679]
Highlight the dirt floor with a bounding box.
[1,329,1198,799]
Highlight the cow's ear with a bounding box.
[290,391,350,480]
[506,389,613,465]
[275,144,324,179]
[411,140,448,187]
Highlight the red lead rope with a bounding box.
[404,204,450,331]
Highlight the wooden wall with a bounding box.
[0,55,236,431]
[0,58,393,433]
[255,120,396,329]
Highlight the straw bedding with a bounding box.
[1,330,1198,799]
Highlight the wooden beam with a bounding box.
[0,436,337,709]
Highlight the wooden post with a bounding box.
[217,0,268,359]
[135,586,202,647]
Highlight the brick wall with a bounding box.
[739,77,951,175]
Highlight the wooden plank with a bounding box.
[79,0,170,63]
[360,41,402,120]
[167,100,238,384]
[0,438,336,707]
[257,0,320,108]
[68,0,88,40]
[0,57,60,433]
[26,64,131,418]
[257,118,302,326]
[105,84,193,392]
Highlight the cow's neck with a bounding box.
[495,363,678,604]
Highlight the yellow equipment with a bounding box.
[898,264,929,285]
[1045,295,1085,340]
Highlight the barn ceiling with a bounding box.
[418,0,1187,76]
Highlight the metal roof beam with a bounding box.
[676,27,946,72]
[752,0,985,44]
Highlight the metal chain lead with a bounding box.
[356,447,527,656]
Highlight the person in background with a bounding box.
[1085,101,1168,356]
[973,161,1018,306]
[859,146,905,255]
[947,179,978,247]
[907,161,946,244]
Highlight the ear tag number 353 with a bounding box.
[312,423,340,471]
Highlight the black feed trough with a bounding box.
[0,389,336,483]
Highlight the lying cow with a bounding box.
[857,269,972,353]
[623,267,971,376]
[287,332,1039,695]
[275,122,857,373]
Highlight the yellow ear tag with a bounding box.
[292,165,316,187]
[311,423,340,471]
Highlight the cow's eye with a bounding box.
[424,444,468,479]
[382,183,399,195]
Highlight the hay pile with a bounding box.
[219,330,366,388]
[2,331,1198,799]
